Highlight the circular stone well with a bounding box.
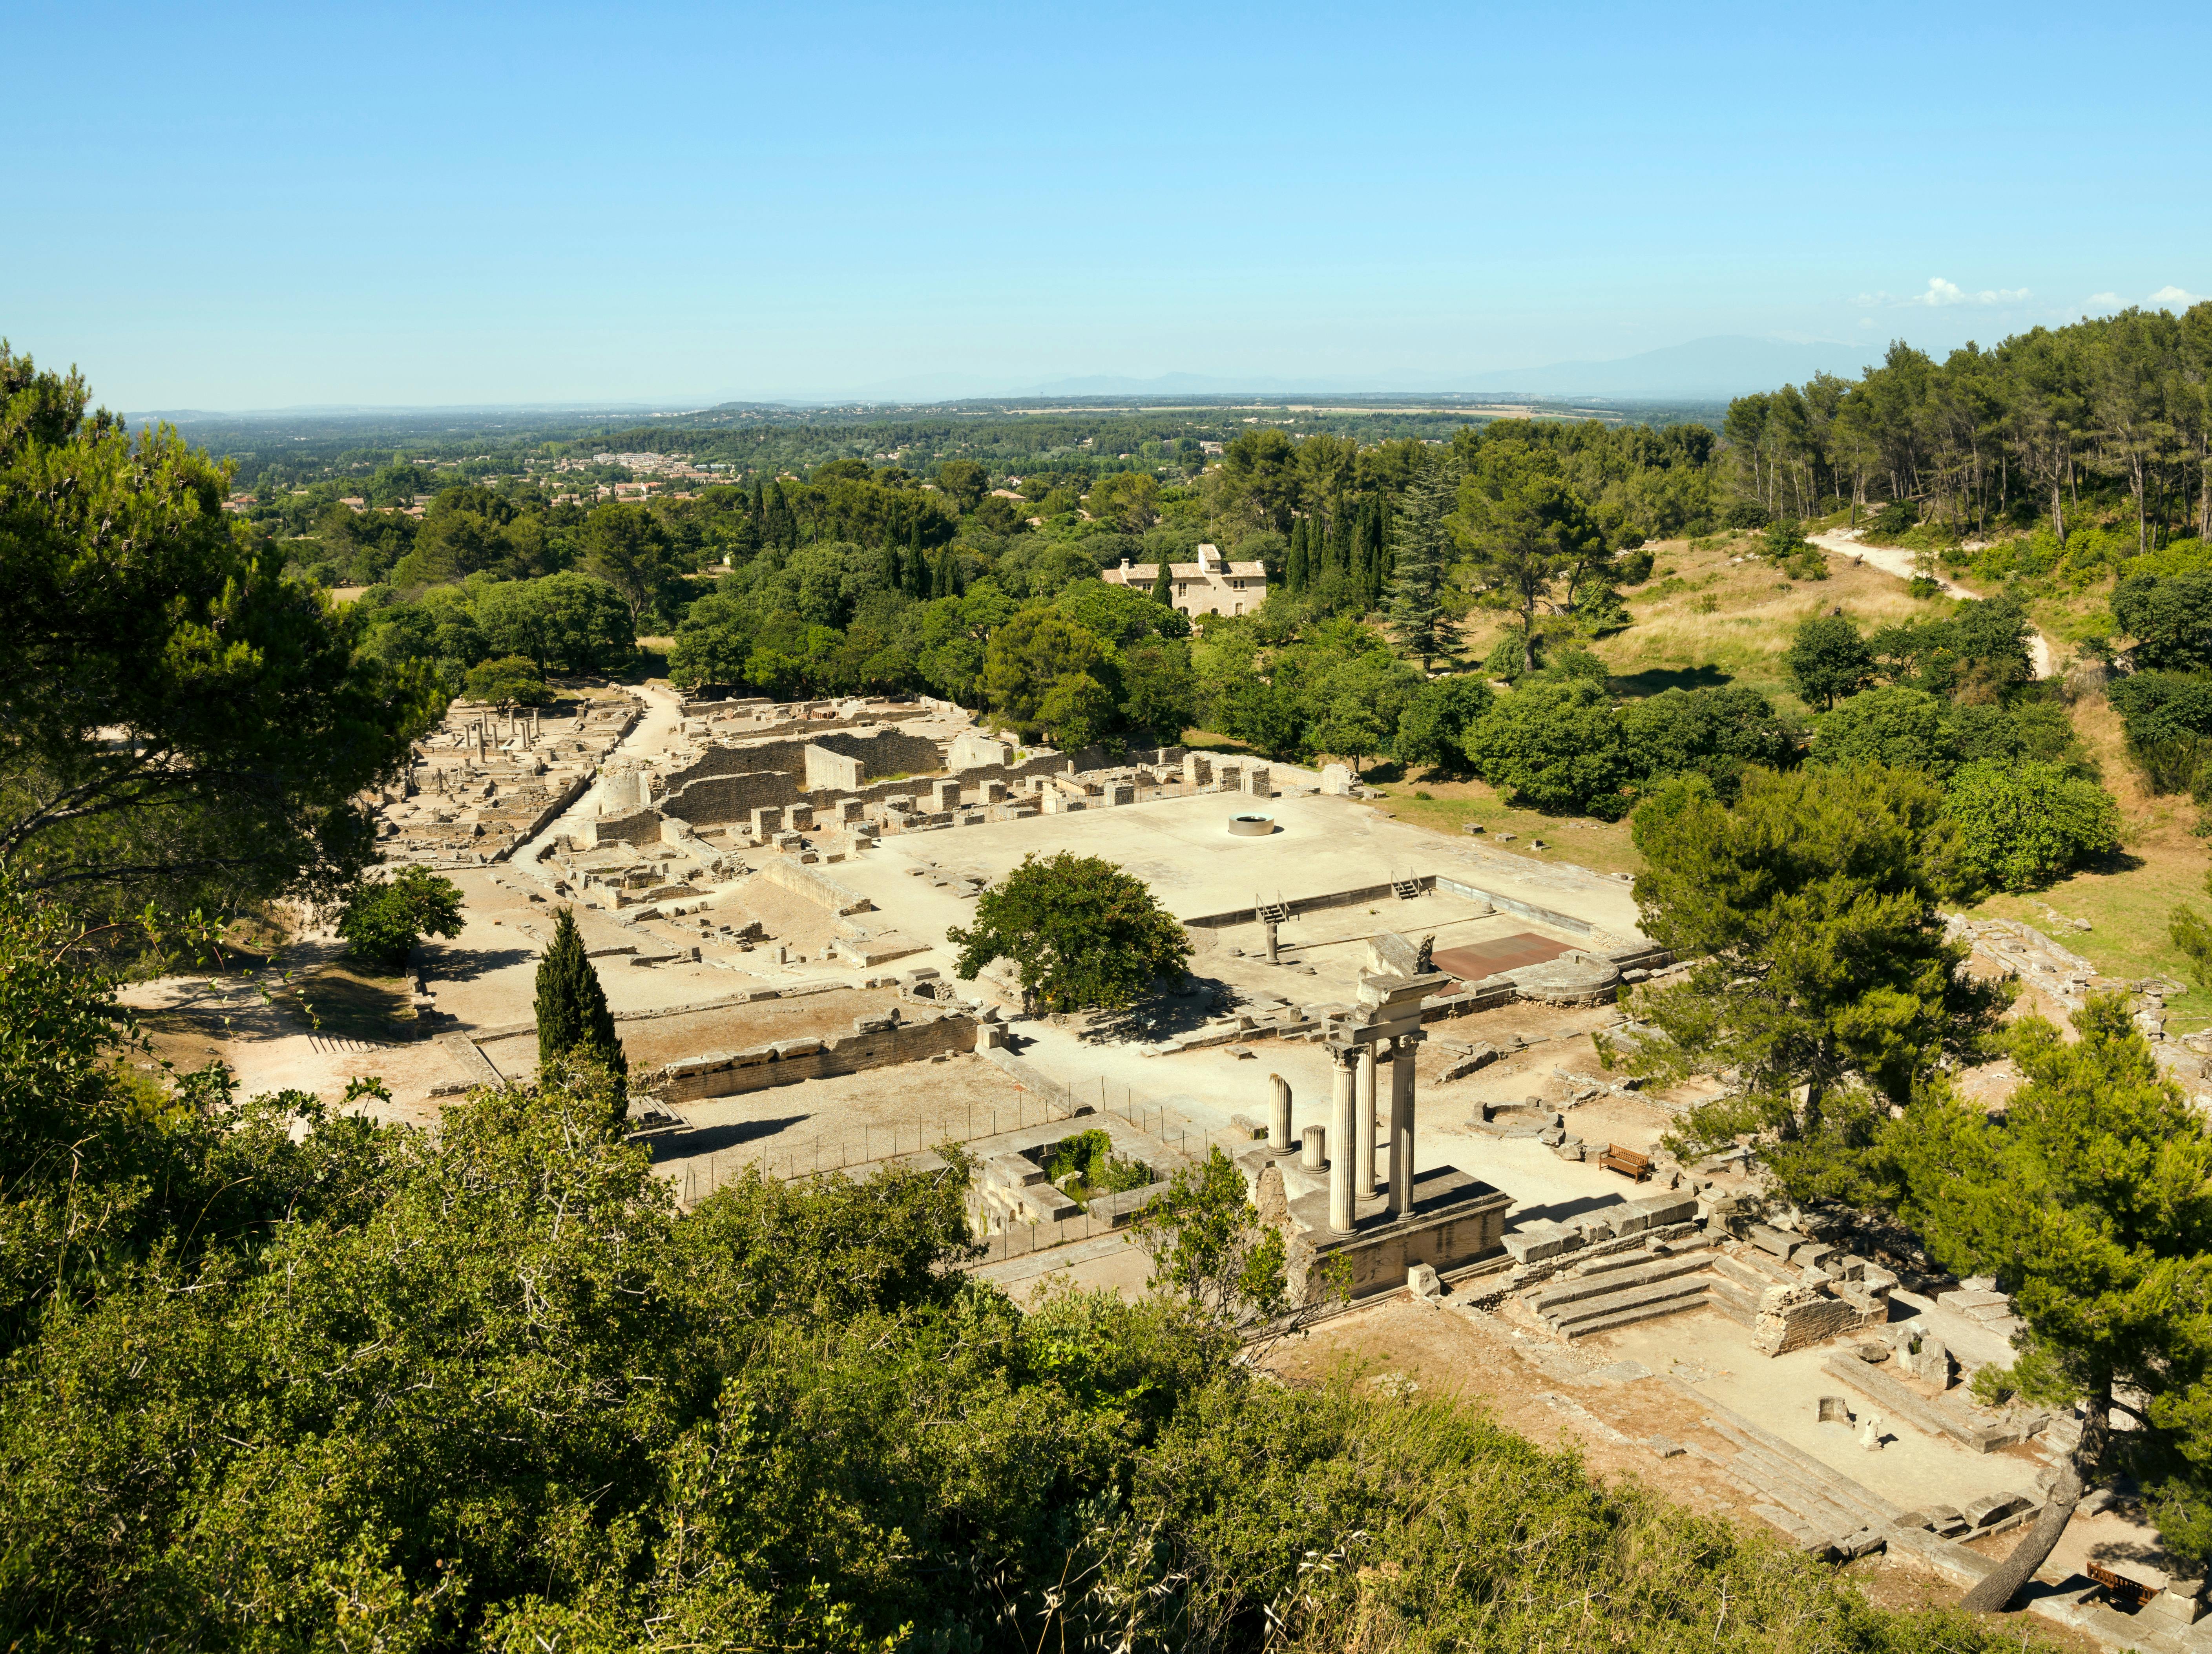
[1515,951,1624,1006]
[1226,813,1278,837]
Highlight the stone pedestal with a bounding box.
[1300,1123,1327,1172]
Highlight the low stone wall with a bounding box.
[653,1011,975,1102]
[756,855,874,914]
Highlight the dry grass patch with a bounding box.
[1970,693,2210,1029]
[1363,776,1642,876]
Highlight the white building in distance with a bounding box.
[1103,543,1268,618]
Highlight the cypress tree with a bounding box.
[1150,552,1174,607]
[950,551,967,597]
[1286,520,1308,594]
[1385,462,1453,668]
[765,480,796,549]
[535,907,626,1079]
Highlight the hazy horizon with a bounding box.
[8,0,2207,409]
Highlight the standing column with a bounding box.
[1389,1031,1420,1217]
[1264,920,1279,964]
[1328,1046,1358,1234]
[1356,1042,1378,1198]
[1268,1073,1293,1152]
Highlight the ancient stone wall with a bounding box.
[653,1012,975,1103]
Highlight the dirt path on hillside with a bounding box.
[1812,529,2057,678]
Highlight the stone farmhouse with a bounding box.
[1103,543,1268,617]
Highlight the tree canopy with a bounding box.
[949,852,1191,1012]
[0,344,445,929]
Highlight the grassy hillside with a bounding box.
[1374,534,2210,1028]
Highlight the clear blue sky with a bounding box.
[7,1,2207,408]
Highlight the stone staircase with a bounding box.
[1521,1249,1723,1340]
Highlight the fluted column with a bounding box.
[1356,1042,1378,1197]
[1389,1031,1420,1217]
[1268,1073,1292,1152]
[1328,1046,1358,1234]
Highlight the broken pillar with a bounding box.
[1329,1046,1358,1233]
[1268,1073,1292,1151]
[1389,1031,1420,1218]
[1243,763,1272,797]
[750,805,783,841]
[838,797,865,822]
[1300,1123,1327,1172]
[931,779,962,814]
[1183,752,1212,789]
[1265,920,1279,964]
[787,803,816,832]
[981,780,1008,804]
[1356,1042,1378,1197]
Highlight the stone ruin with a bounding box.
[368,688,642,867]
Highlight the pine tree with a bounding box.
[1386,463,1453,667]
[1150,555,1173,607]
[535,907,627,1079]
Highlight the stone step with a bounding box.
[1712,1252,1781,1294]
[1558,1290,1718,1340]
[1696,1404,1903,1531]
[1543,1270,1714,1331]
[1721,1442,1880,1539]
[1819,1355,2044,1455]
[1528,1252,1710,1315]
[1704,1278,1758,1327]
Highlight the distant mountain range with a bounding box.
[135,335,1887,420]
[837,337,1883,405]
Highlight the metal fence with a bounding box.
[672,1064,1262,1212]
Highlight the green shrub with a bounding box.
[1871,500,1919,535]
[463,654,551,705]
[1620,686,1799,800]
[1464,679,1632,817]
[1813,686,1957,776]
[2109,670,2212,794]
[1946,760,2121,892]
[1784,614,1875,709]
[336,865,465,967]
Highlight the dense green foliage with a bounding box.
[0,345,444,930]
[462,653,551,705]
[1944,759,2122,891]
[949,852,1192,1012]
[535,906,626,1079]
[1723,304,2212,551]
[1624,766,2006,1198]
[336,865,465,967]
[1880,999,2212,1604]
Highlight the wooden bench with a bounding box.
[2086,1561,2159,1608]
[1599,1143,1653,1182]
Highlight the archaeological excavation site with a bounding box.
[121,672,2212,1651]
